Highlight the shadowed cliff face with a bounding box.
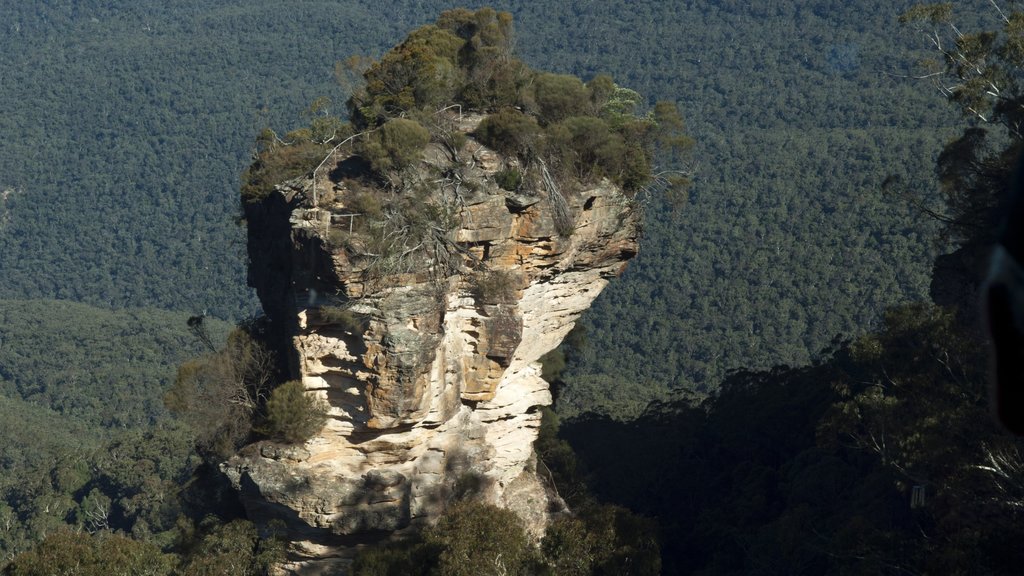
[224,113,639,561]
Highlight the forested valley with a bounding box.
[0,0,1020,573]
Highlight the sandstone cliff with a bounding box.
[224,113,639,563]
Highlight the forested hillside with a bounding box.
[0,300,231,558]
[0,300,230,427]
[0,0,961,420]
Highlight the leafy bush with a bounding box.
[541,517,595,576]
[576,504,662,576]
[546,116,622,180]
[1,529,174,576]
[358,118,431,173]
[351,501,538,576]
[178,519,286,576]
[165,328,276,460]
[241,134,329,203]
[318,306,367,333]
[354,25,465,122]
[351,8,525,121]
[424,501,537,576]
[351,537,433,576]
[439,9,525,108]
[494,168,522,191]
[470,269,518,304]
[262,380,329,443]
[474,108,541,158]
[531,73,590,125]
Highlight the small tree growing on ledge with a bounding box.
[262,380,329,443]
[166,327,277,459]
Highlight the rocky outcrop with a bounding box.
[224,114,639,563]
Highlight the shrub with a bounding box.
[546,116,619,180]
[359,118,431,173]
[576,504,662,576]
[263,380,329,443]
[179,519,286,576]
[598,85,644,126]
[355,26,465,121]
[475,108,541,159]
[470,270,517,304]
[335,189,385,237]
[241,137,328,203]
[351,538,432,576]
[319,306,366,333]
[586,74,617,114]
[165,328,276,460]
[424,501,536,576]
[1,529,175,576]
[494,168,522,191]
[531,73,589,125]
[542,517,595,576]
[351,501,538,576]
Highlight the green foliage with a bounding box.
[351,502,538,576]
[318,306,367,333]
[165,327,275,459]
[178,519,286,576]
[0,414,207,559]
[530,73,590,125]
[305,96,350,144]
[540,517,594,576]
[474,108,541,158]
[0,395,104,558]
[535,408,662,575]
[242,135,330,203]
[896,5,1024,318]
[351,537,432,576]
[595,81,644,123]
[351,7,524,124]
[424,501,536,576]
[494,168,523,191]
[355,25,465,122]
[650,100,694,166]
[438,8,523,108]
[0,299,230,429]
[553,289,1024,575]
[469,269,518,305]
[535,408,588,506]
[546,116,629,183]
[1,529,174,576]
[575,504,662,576]
[358,118,431,173]
[351,494,660,576]
[900,2,1024,126]
[816,306,1009,576]
[343,8,669,197]
[262,380,329,443]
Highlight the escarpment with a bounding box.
[223,111,640,561]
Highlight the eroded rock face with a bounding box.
[224,115,639,559]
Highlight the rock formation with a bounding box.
[224,113,639,564]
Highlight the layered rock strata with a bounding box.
[225,115,639,561]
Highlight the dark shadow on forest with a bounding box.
[557,358,923,575]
